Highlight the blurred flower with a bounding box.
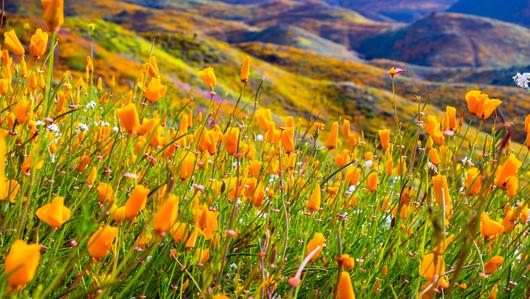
[306,232,325,262]
[145,78,167,103]
[513,72,530,89]
[199,67,216,90]
[325,122,339,149]
[88,225,118,259]
[484,255,504,274]
[306,184,321,212]
[41,0,64,31]
[4,240,41,288]
[337,271,356,299]
[240,56,251,83]
[124,184,150,219]
[29,29,48,58]
[153,195,179,235]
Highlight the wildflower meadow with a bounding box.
[0,1,529,298]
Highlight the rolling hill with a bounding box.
[357,13,530,68]
[449,0,530,28]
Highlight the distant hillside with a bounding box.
[357,13,530,68]
[327,0,457,22]
[227,24,359,60]
[449,0,530,28]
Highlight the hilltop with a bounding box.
[358,13,530,68]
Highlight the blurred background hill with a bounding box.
[5,0,530,142]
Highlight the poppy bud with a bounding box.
[4,30,25,57]
[378,129,390,150]
[306,232,325,262]
[337,271,356,299]
[88,225,118,259]
[117,103,140,134]
[30,28,49,58]
[124,184,150,219]
[306,184,321,212]
[325,122,339,149]
[153,195,179,235]
[240,56,251,83]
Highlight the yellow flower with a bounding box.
[4,240,41,288]
[199,67,216,90]
[41,0,64,31]
[29,29,48,58]
[4,30,25,57]
[36,196,71,228]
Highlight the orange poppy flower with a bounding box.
[484,255,504,274]
[88,225,118,259]
[480,213,504,239]
[325,122,339,149]
[124,184,150,219]
[117,103,140,134]
[4,240,41,288]
[306,184,321,212]
[465,90,501,120]
[153,195,179,235]
[41,0,64,31]
[36,196,71,228]
[306,232,325,261]
[199,67,216,90]
[4,30,24,57]
[240,56,251,83]
[378,129,390,150]
[337,271,356,299]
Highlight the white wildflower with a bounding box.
[513,72,530,89]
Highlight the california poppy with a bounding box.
[124,184,150,219]
[306,232,325,261]
[30,29,48,58]
[306,184,321,212]
[117,103,140,134]
[199,67,216,90]
[337,271,356,299]
[4,240,41,288]
[36,196,71,228]
[88,225,118,259]
[41,0,64,31]
[465,90,501,120]
[153,195,179,235]
[4,30,25,57]
[240,56,251,83]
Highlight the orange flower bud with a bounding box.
[488,284,498,299]
[378,129,390,150]
[429,148,440,166]
[86,167,97,187]
[117,103,140,134]
[345,167,361,186]
[30,29,48,58]
[367,173,378,192]
[280,127,295,153]
[41,0,64,31]
[224,127,240,155]
[240,56,251,83]
[306,184,321,212]
[325,122,339,149]
[337,271,356,299]
[153,195,179,235]
[466,167,482,196]
[4,30,25,57]
[4,240,41,288]
[88,225,118,259]
[340,254,355,270]
[180,155,195,180]
[306,232,325,261]
[443,106,457,131]
[97,182,114,203]
[199,67,216,90]
[36,196,71,228]
[124,184,150,219]
[432,174,452,214]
